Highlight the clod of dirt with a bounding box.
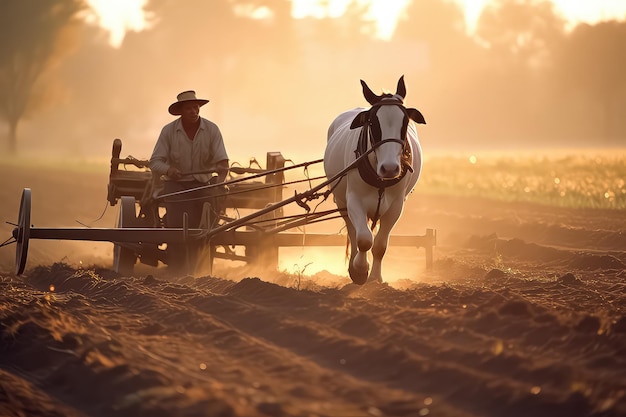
[143,275,158,285]
[465,233,499,250]
[569,253,626,270]
[484,268,506,280]
[612,316,626,334]
[558,272,582,285]
[498,300,533,317]
[575,315,601,334]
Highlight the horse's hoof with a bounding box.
[349,266,368,285]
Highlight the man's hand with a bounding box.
[215,160,229,183]
[166,167,182,179]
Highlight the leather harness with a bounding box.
[353,97,414,229]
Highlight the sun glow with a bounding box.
[83,0,626,47]
[292,0,411,40]
[451,0,626,34]
[451,0,489,34]
[293,0,626,39]
[550,0,626,29]
[84,0,152,48]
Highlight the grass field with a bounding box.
[2,148,625,211]
[419,150,626,209]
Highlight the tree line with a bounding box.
[1,0,625,156]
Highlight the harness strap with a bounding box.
[353,99,415,230]
[355,123,412,189]
[371,188,384,231]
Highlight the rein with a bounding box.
[355,130,411,189]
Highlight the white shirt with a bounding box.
[150,117,228,184]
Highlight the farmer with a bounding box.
[149,90,229,272]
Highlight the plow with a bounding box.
[4,139,436,276]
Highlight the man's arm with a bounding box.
[214,159,229,183]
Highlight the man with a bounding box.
[150,90,229,272]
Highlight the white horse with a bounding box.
[324,76,426,284]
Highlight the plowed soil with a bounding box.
[1,162,625,417]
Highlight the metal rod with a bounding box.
[25,227,435,249]
[28,227,204,244]
[156,158,325,200]
[254,210,344,235]
[201,151,373,239]
[111,157,149,168]
[183,166,269,176]
[196,229,436,248]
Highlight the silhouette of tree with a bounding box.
[304,2,375,80]
[394,0,470,74]
[476,0,565,69]
[141,0,299,117]
[221,0,300,104]
[236,0,297,63]
[393,0,480,144]
[468,0,566,145]
[0,0,84,153]
[555,21,626,143]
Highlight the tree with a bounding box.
[476,0,565,70]
[393,0,480,146]
[394,0,470,74]
[469,0,567,145]
[0,0,84,153]
[554,21,626,143]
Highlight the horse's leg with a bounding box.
[370,201,403,283]
[346,195,372,285]
[342,214,361,283]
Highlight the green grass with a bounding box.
[419,151,626,210]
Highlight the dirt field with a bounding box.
[1,159,625,417]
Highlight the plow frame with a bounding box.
[7,139,436,276]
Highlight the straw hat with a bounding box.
[168,90,209,115]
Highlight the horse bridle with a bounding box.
[355,97,413,190]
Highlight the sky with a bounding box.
[84,0,153,48]
[86,0,626,47]
[461,0,626,32]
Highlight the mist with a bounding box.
[7,0,626,165]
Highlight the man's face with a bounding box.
[180,102,200,123]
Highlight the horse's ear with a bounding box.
[395,75,406,99]
[350,110,369,129]
[407,108,426,124]
[360,80,380,105]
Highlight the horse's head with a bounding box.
[350,76,426,180]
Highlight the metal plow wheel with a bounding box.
[7,188,204,276]
[14,188,31,275]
